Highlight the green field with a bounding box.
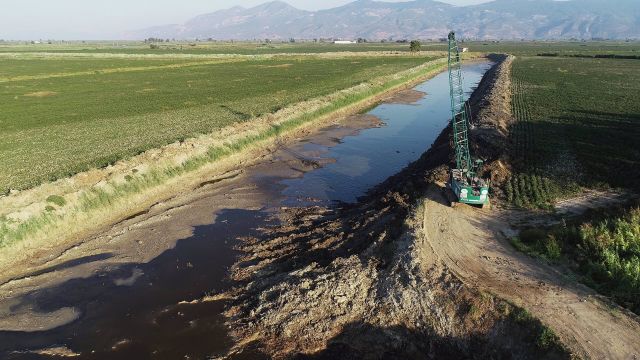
[0,54,430,194]
[504,55,640,314]
[2,40,638,57]
[0,57,202,79]
[505,56,640,208]
[0,41,418,55]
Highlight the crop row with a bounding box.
[504,57,640,208]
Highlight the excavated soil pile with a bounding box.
[222,56,569,359]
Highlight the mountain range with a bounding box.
[127,0,640,40]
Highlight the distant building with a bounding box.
[334,40,356,44]
[462,47,469,52]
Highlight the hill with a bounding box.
[127,0,640,40]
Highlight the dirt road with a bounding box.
[420,187,640,359]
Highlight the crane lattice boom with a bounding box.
[446,31,490,207]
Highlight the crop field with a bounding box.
[0,41,419,55]
[472,41,640,57]
[2,40,638,57]
[505,56,640,208]
[505,54,640,314]
[0,53,432,194]
[0,57,204,79]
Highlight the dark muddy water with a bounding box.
[1,61,491,359]
[283,61,491,204]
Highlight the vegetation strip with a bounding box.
[512,205,640,314]
[0,58,246,83]
[0,56,453,269]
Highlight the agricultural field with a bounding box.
[0,53,432,194]
[0,41,418,55]
[470,40,640,57]
[2,39,638,57]
[504,54,640,314]
[505,56,640,208]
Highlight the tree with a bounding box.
[410,40,421,52]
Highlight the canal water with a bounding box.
[2,61,491,360]
[282,61,491,204]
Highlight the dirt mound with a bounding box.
[225,141,567,360]
[468,54,515,191]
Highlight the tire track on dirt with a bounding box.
[419,189,640,359]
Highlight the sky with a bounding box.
[0,0,492,40]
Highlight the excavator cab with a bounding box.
[448,168,490,207]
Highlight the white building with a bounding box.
[334,40,356,44]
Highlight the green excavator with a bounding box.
[446,31,490,207]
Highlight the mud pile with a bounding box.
[222,57,568,359]
[468,54,515,189]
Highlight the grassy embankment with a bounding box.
[504,55,640,313]
[0,52,453,259]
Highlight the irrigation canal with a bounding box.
[2,60,491,359]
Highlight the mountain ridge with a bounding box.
[126,0,640,40]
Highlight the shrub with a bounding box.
[409,40,421,52]
[45,194,66,207]
[544,235,562,260]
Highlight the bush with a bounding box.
[409,40,421,53]
[544,235,562,260]
[557,207,640,313]
[46,194,66,207]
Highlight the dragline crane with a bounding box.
[446,31,490,207]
